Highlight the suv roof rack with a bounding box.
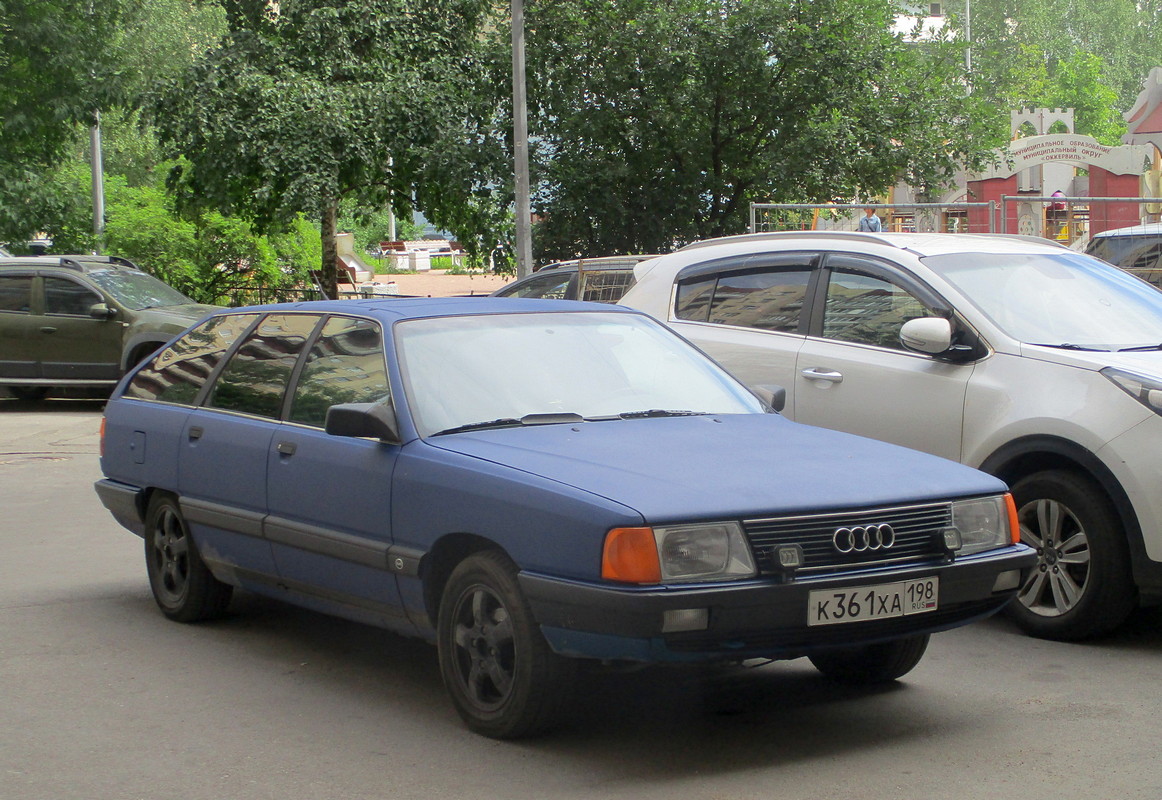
[675,230,1069,253]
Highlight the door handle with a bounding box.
[801,367,844,384]
[276,441,297,456]
[187,426,203,440]
[40,326,57,334]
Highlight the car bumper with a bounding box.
[94,479,146,537]
[520,545,1034,662]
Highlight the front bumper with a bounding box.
[520,544,1034,662]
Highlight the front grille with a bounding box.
[745,501,951,575]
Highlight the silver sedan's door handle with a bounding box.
[800,367,844,384]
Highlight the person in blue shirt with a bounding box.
[858,207,883,232]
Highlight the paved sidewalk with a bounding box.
[362,269,512,297]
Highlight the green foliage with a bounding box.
[151,0,497,295]
[951,0,1162,142]
[520,0,998,260]
[0,0,129,244]
[337,204,423,253]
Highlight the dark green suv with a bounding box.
[0,256,220,400]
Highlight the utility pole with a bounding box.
[91,111,105,254]
[512,0,533,279]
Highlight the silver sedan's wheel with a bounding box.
[1008,470,1134,640]
[1018,496,1091,618]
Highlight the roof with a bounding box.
[1090,223,1162,239]
[0,255,142,273]
[222,295,639,322]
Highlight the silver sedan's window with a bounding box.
[395,311,763,437]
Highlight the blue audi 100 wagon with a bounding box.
[95,298,1034,738]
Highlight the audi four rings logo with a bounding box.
[833,524,896,553]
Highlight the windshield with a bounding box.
[395,311,764,437]
[924,251,1162,350]
[85,268,195,310]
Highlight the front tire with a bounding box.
[1007,470,1135,640]
[808,634,930,684]
[144,494,232,622]
[436,550,575,739]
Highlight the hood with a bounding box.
[425,414,1005,522]
[1021,344,1162,378]
[153,303,223,320]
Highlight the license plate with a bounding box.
[807,577,939,626]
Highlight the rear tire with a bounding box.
[1007,470,1135,640]
[144,494,232,622]
[436,550,575,739]
[809,634,929,684]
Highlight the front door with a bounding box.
[792,255,973,462]
[264,315,408,625]
[37,275,122,381]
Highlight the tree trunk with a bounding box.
[320,201,339,300]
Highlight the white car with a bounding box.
[621,231,1162,640]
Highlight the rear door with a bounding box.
[178,313,323,579]
[665,253,817,413]
[0,272,38,379]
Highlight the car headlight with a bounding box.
[1102,367,1162,416]
[602,522,756,584]
[950,494,1018,556]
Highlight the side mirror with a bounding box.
[753,384,787,413]
[900,316,952,355]
[324,401,402,444]
[89,303,116,320]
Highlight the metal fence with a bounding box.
[749,202,998,235]
[998,195,1162,246]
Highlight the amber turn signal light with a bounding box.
[1005,493,1020,545]
[602,527,661,583]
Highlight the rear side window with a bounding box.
[289,316,390,427]
[500,271,576,299]
[676,265,813,333]
[207,314,323,419]
[125,314,260,404]
[579,270,635,302]
[0,275,32,313]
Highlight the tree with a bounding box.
[955,0,1162,143]
[152,0,495,298]
[521,0,998,260]
[0,0,129,244]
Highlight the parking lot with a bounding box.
[4,394,1162,800]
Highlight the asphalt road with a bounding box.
[3,396,1162,800]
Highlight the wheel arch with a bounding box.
[977,435,1161,596]
[120,338,167,372]
[419,532,510,629]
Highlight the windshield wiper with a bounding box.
[433,412,584,436]
[617,409,708,419]
[1028,343,1109,352]
[1118,344,1162,352]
